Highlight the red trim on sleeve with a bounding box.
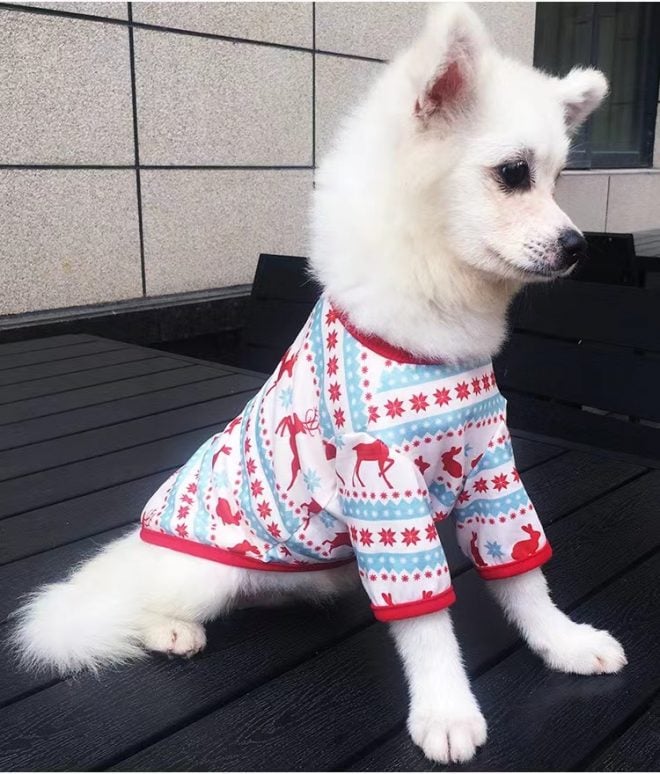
[371,586,456,622]
[140,528,356,573]
[477,540,552,580]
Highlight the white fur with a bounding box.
[12,3,624,765]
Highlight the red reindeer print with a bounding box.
[266,348,298,395]
[352,440,395,488]
[511,524,541,561]
[324,440,345,485]
[228,540,261,557]
[470,453,484,470]
[211,444,232,468]
[323,532,351,552]
[441,446,463,478]
[276,409,320,490]
[381,592,394,606]
[470,531,487,567]
[301,498,323,529]
[216,498,241,526]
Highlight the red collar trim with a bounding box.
[332,303,445,366]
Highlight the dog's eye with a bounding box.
[498,161,530,191]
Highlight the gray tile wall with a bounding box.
[1,1,658,319]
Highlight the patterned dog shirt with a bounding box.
[140,296,551,621]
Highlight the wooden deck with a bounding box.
[0,334,658,771]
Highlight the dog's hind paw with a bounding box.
[141,618,207,658]
[408,706,487,763]
[536,622,627,675]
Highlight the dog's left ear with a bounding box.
[558,67,609,132]
[412,3,490,124]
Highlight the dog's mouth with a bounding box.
[486,248,575,282]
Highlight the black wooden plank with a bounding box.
[110,487,660,772]
[0,334,97,357]
[0,356,188,406]
[506,393,660,465]
[0,339,130,374]
[0,364,225,430]
[496,333,660,422]
[0,374,261,482]
[0,347,164,389]
[0,471,175,566]
[508,435,563,468]
[0,591,371,770]
[0,525,134,625]
[439,449,644,574]
[0,400,257,521]
[510,280,660,353]
[587,696,660,771]
[351,554,660,771]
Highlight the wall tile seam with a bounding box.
[0,3,386,64]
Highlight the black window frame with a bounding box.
[534,2,660,170]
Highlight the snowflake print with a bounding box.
[378,528,397,546]
[321,512,337,529]
[434,387,451,406]
[250,479,264,497]
[473,477,489,493]
[455,381,470,401]
[425,522,438,542]
[512,467,521,483]
[350,525,359,542]
[303,467,322,493]
[385,398,404,419]
[458,490,471,503]
[175,523,188,539]
[482,374,491,391]
[471,377,482,395]
[328,382,342,402]
[360,528,374,547]
[267,521,282,539]
[326,331,338,350]
[181,493,193,505]
[257,501,272,519]
[485,540,505,560]
[279,386,293,409]
[246,458,257,475]
[410,393,429,413]
[367,405,380,423]
[401,527,420,547]
[177,505,190,519]
[186,482,197,494]
[492,473,509,492]
[325,308,340,325]
[334,408,346,429]
[327,355,339,376]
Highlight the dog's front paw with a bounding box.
[536,622,627,675]
[408,706,487,763]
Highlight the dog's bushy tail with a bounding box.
[9,531,145,676]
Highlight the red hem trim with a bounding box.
[332,303,445,366]
[140,528,356,573]
[371,586,456,622]
[477,541,553,580]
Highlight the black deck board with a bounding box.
[0,334,98,357]
[0,333,656,771]
[587,695,660,771]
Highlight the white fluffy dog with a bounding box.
[12,4,626,764]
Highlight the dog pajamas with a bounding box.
[141,296,551,621]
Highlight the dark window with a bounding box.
[534,3,660,169]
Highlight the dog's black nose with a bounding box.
[557,229,587,269]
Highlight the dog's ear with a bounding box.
[412,3,489,124]
[557,67,609,132]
